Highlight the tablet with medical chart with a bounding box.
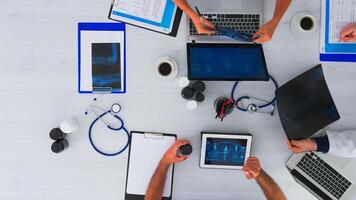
[200,132,252,170]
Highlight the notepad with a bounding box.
[125,131,176,199]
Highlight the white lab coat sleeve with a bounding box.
[326,130,356,158]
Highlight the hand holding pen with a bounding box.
[192,6,216,35]
[340,23,356,42]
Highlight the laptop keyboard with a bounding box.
[297,152,352,199]
[189,13,260,36]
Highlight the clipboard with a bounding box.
[108,0,182,37]
[125,131,177,200]
[319,0,356,62]
[78,22,127,94]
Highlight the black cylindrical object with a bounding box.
[51,139,69,153]
[178,144,193,156]
[192,81,205,92]
[49,128,67,140]
[195,92,205,102]
[181,87,194,100]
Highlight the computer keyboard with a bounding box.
[297,152,352,199]
[189,13,260,36]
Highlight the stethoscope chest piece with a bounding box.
[247,104,258,114]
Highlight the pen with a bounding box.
[195,6,202,17]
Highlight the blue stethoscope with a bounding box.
[231,75,278,115]
[86,102,130,156]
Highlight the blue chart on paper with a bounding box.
[205,138,247,166]
[112,0,175,29]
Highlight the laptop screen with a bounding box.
[187,43,269,81]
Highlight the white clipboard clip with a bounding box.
[144,132,164,139]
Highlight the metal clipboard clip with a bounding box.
[144,132,164,139]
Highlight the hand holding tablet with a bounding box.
[200,132,252,170]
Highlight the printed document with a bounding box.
[329,0,356,43]
[114,0,166,23]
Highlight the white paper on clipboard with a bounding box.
[126,132,176,197]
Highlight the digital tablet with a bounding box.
[187,43,269,81]
[200,132,252,170]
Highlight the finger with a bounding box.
[176,139,190,146]
[200,17,215,29]
[198,30,216,35]
[177,155,189,161]
[244,171,253,179]
[246,157,258,162]
[343,36,356,42]
[290,140,302,146]
[341,23,354,33]
[252,30,263,39]
[253,35,269,43]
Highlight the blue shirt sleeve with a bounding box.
[313,135,330,153]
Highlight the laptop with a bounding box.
[187,0,264,42]
[275,64,340,140]
[287,152,356,200]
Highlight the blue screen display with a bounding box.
[205,138,247,166]
[189,46,267,80]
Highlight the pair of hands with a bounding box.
[192,16,278,43]
[161,140,262,180]
[340,23,356,42]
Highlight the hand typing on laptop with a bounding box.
[173,0,292,42]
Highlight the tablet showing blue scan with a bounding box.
[187,43,269,81]
[200,132,252,170]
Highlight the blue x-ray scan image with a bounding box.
[205,138,247,166]
[92,43,121,92]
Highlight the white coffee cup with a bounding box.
[155,57,178,80]
[60,117,79,133]
[291,12,317,38]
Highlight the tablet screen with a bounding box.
[187,43,269,81]
[205,138,247,166]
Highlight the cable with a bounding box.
[230,75,278,113]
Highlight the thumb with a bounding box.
[253,29,263,39]
[290,140,302,146]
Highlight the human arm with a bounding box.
[340,23,356,42]
[144,140,190,200]
[242,157,287,200]
[172,0,215,34]
[287,130,356,158]
[253,0,292,43]
[326,130,356,157]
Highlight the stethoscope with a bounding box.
[86,101,130,156]
[231,75,278,115]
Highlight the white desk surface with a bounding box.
[1,0,356,200]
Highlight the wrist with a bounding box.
[255,169,264,180]
[159,158,171,166]
[191,14,201,23]
[310,139,318,151]
[269,17,280,26]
